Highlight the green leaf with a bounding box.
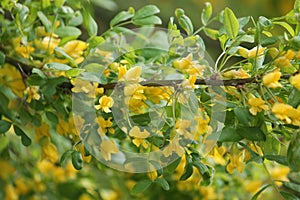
[87,36,105,48]
[261,36,278,47]
[0,51,5,65]
[13,125,32,146]
[251,184,272,200]
[21,133,32,146]
[27,74,46,86]
[82,9,98,36]
[71,151,83,170]
[237,127,266,141]
[280,191,300,200]
[132,15,162,26]
[154,178,170,191]
[258,16,273,30]
[110,10,134,27]
[288,88,300,107]
[54,26,81,38]
[37,11,52,32]
[261,134,281,155]
[131,180,152,195]
[68,11,83,26]
[54,0,65,7]
[165,157,181,173]
[90,0,117,11]
[179,163,193,181]
[66,68,85,78]
[44,62,72,71]
[287,134,300,172]
[0,120,11,134]
[133,5,160,20]
[223,7,239,39]
[201,2,212,25]
[60,150,73,166]
[274,21,295,36]
[204,28,219,40]
[45,111,59,125]
[178,14,194,35]
[283,181,300,193]
[218,126,242,142]
[289,36,300,49]
[264,155,287,165]
[234,107,253,125]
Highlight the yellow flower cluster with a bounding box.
[129,126,150,149]
[173,53,206,76]
[12,37,35,58]
[0,64,26,98]
[274,50,295,68]
[96,117,114,136]
[272,103,300,126]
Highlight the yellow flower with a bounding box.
[173,53,205,76]
[144,86,173,104]
[56,116,79,137]
[100,189,119,200]
[223,69,251,79]
[263,68,282,88]
[226,147,245,174]
[15,178,30,195]
[238,46,266,58]
[95,117,113,136]
[270,166,290,186]
[121,66,141,82]
[26,86,41,103]
[34,36,60,54]
[118,65,127,80]
[41,142,59,163]
[0,161,15,179]
[79,194,93,200]
[243,143,263,162]
[0,64,26,97]
[199,186,217,200]
[12,37,35,58]
[274,50,295,68]
[4,184,18,200]
[100,140,119,161]
[209,146,227,165]
[95,95,114,113]
[247,94,269,115]
[78,144,93,163]
[62,40,88,64]
[129,126,150,149]
[290,74,300,91]
[71,78,98,98]
[244,180,263,194]
[163,137,185,157]
[271,103,294,124]
[124,84,147,114]
[181,75,197,88]
[35,123,50,142]
[195,114,212,138]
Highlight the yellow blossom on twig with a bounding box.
[247,94,269,115]
[95,95,114,113]
[263,68,282,88]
